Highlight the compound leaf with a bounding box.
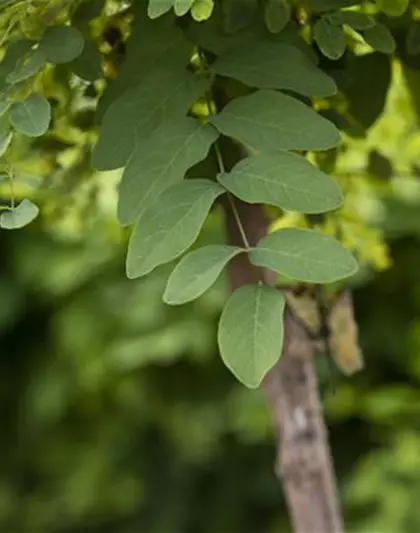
[213,42,336,97]
[218,151,343,213]
[211,89,340,152]
[164,245,243,304]
[250,228,358,283]
[118,118,218,225]
[218,284,286,388]
[126,179,225,278]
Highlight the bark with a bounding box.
[222,198,344,533]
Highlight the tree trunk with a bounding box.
[223,198,344,533]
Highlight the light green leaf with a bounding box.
[191,0,214,21]
[164,245,243,305]
[213,42,336,97]
[70,39,102,81]
[325,10,375,30]
[218,284,286,388]
[118,118,218,225]
[148,0,173,18]
[39,25,85,64]
[174,0,194,15]
[363,22,396,54]
[249,228,358,283]
[264,0,290,33]
[126,179,225,279]
[218,151,343,213]
[309,0,361,13]
[377,0,409,16]
[9,94,51,137]
[92,67,207,170]
[0,199,39,229]
[0,131,13,157]
[314,17,346,59]
[211,89,340,152]
[0,101,10,117]
[6,50,47,84]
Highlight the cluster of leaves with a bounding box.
[0,0,416,387]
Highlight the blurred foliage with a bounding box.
[2,0,420,532]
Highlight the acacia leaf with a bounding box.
[211,90,340,152]
[0,199,39,229]
[39,25,85,64]
[314,17,346,60]
[118,118,218,225]
[363,22,396,54]
[164,245,243,305]
[213,42,336,97]
[126,179,225,278]
[249,228,358,283]
[9,95,51,137]
[218,151,343,213]
[218,284,286,388]
[264,0,290,33]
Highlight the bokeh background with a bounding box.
[2,41,420,533]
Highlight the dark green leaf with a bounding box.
[213,42,336,97]
[126,179,225,278]
[6,50,46,84]
[363,22,396,54]
[407,23,420,55]
[249,228,358,283]
[92,67,208,170]
[39,25,85,64]
[218,151,343,213]
[325,10,375,30]
[314,17,346,60]
[9,94,51,137]
[211,89,340,152]
[69,39,102,81]
[164,245,243,304]
[264,0,290,34]
[0,199,39,229]
[218,284,286,388]
[118,118,218,225]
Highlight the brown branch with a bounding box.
[222,197,344,533]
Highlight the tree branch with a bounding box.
[222,197,344,533]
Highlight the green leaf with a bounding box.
[6,50,47,84]
[211,89,340,152]
[325,10,375,30]
[69,39,102,81]
[164,245,243,305]
[126,179,224,279]
[406,23,420,55]
[314,17,346,59]
[118,118,218,225]
[308,0,362,13]
[39,25,85,64]
[9,95,51,137]
[249,228,358,283]
[174,0,194,16]
[148,0,173,18]
[213,42,336,97]
[218,284,286,388]
[191,0,214,21]
[0,131,13,157]
[264,0,291,34]
[218,151,343,213]
[363,22,396,54]
[92,67,207,170]
[0,199,39,229]
[376,0,409,17]
[222,0,258,33]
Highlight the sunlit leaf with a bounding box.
[148,0,173,18]
[0,131,13,157]
[6,50,46,84]
[218,284,286,388]
[377,0,409,17]
[126,179,225,278]
[249,228,358,283]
